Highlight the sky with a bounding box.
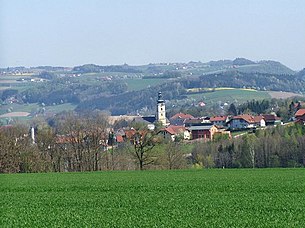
[1,0,305,70]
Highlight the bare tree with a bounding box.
[162,141,186,169]
[131,130,159,170]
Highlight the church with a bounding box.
[141,92,169,128]
[109,92,169,130]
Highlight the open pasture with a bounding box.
[1,169,304,227]
[187,88,271,104]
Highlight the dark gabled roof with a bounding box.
[184,118,211,124]
[188,125,216,131]
[141,116,156,124]
[262,114,281,121]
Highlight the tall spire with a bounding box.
[156,92,166,126]
[158,91,163,102]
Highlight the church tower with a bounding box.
[156,92,166,126]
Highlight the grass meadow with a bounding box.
[1,169,304,227]
[187,88,271,104]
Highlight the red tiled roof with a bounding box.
[161,125,186,135]
[253,116,264,123]
[124,129,136,139]
[233,114,255,123]
[116,135,124,143]
[295,109,305,117]
[170,112,194,120]
[210,116,227,122]
[124,129,148,139]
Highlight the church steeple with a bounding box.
[156,92,166,126]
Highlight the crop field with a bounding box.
[268,91,304,99]
[1,169,304,227]
[187,88,271,104]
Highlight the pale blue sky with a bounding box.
[1,0,305,70]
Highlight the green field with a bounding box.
[1,169,304,227]
[187,89,271,104]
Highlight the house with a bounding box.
[188,125,218,140]
[210,116,229,127]
[158,125,191,141]
[183,117,211,128]
[294,109,305,124]
[169,113,194,126]
[253,116,266,128]
[262,114,282,126]
[227,114,256,130]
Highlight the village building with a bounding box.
[227,114,269,130]
[188,124,218,140]
[169,113,194,126]
[158,125,191,141]
[261,114,282,126]
[183,117,211,128]
[109,92,169,130]
[182,117,218,140]
[294,109,305,124]
[253,116,266,128]
[228,114,256,130]
[210,116,229,127]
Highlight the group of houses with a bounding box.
[4,92,305,150]
[111,92,286,144]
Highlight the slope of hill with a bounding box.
[232,60,295,75]
[1,58,303,117]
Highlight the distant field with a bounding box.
[1,169,304,227]
[44,103,77,113]
[187,88,271,104]
[0,112,30,118]
[268,91,304,99]
[0,103,40,114]
[123,78,167,91]
[0,103,76,119]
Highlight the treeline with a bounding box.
[73,64,141,73]
[1,111,305,173]
[192,124,305,168]
[0,112,187,173]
